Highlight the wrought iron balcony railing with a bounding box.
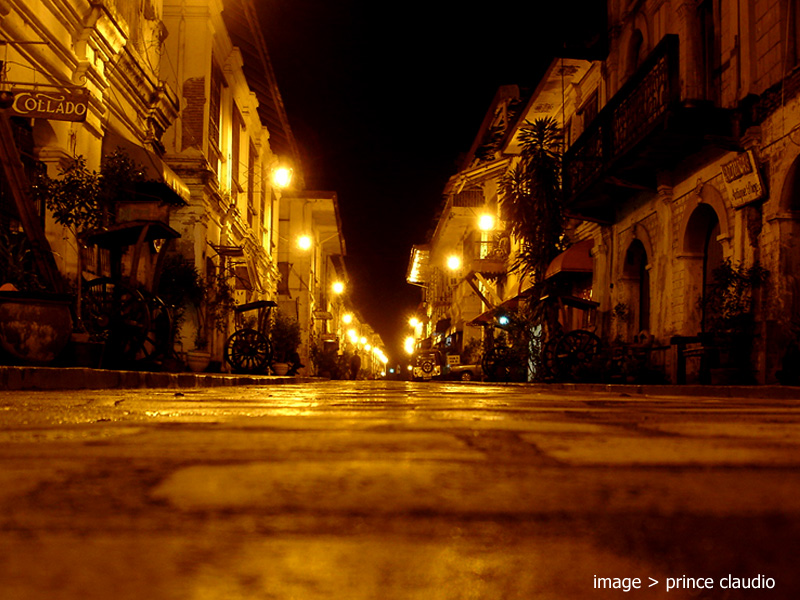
[563,35,680,204]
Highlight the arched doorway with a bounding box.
[623,239,650,334]
[683,203,724,333]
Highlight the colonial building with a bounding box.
[277,190,347,372]
[410,0,800,384]
[558,0,800,383]
[406,86,520,362]
[0,0,319,372]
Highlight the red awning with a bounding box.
[545,239,594,279]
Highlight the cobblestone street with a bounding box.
[1,381,799,599]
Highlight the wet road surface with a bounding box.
[0,381,798,599]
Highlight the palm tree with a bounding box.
[499,116,565,282]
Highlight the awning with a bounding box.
[467,289,531,327]
[81,220,180,248]
[434,318,451,334]
[545,239,594,279]
[102,132,190,203]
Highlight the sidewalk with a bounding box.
[0,365,314,391]
[2,365,800,398]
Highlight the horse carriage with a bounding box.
[480,292,601,383]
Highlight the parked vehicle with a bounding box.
[447,363,483,381]
[411,349,447,381]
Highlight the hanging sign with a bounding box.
[6,87,88,122]
[720,150,765,208]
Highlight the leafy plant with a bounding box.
[156,254,205,344]
[704,259,769,335]
[33,156,103,231]
[499,117,565,281]
[310,342,340,378]
[206,269,236,333]
[270,310,301,362]
[0,230,47,292]
[31,149,178,234]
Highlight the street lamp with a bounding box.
[446,254,461,271]
[272,165,293,188]
[404,336,415,355]
[342,313,353,324]
[408,317,419,328]
[332,281,345,295]
[478,213,495,231]
[297,234,312,251]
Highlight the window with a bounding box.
[231,107,243,189]
[699,0,720,103]
[208,62,223,175]
[247,142,256,228]
[579,90,599,132]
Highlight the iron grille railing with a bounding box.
[563,35,680,202]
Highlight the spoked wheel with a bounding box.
[553,330,601,381]
[541,338,560,380]
[135,292,173,364]
[82,278,151,363]
[224,328,271,374]
[481,346,521,382]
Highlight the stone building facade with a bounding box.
[410,0,800,384]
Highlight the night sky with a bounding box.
[258,1,573,357]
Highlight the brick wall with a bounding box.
[181,77,205,151]
[755,0,785,91]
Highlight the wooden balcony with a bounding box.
[563,35,736,221]
[469,240,509,276]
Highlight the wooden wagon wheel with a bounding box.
[553,330,601,381]
[135,292,173,364]
[82,277,151,361]
[481,346,517,382]
[541,337,560,380]
[224,328,272,374]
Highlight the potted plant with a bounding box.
[0,230,73,364]
[270,310,301,375]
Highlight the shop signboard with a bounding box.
[720,150,765,208]
[5,87,88,122]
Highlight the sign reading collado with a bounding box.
[720,150,765,208]
[5,87,89,122]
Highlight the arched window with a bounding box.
[627,29,644,76]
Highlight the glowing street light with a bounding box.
[446,255,461,271]
[272,166,293,188]
[297,234,312,251]
[404,336,415,355]
[478,213,495,231]
[332,281,345,295]
[408,317,419,328]
[342,313,353,324]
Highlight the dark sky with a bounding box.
[258,1,570,357]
